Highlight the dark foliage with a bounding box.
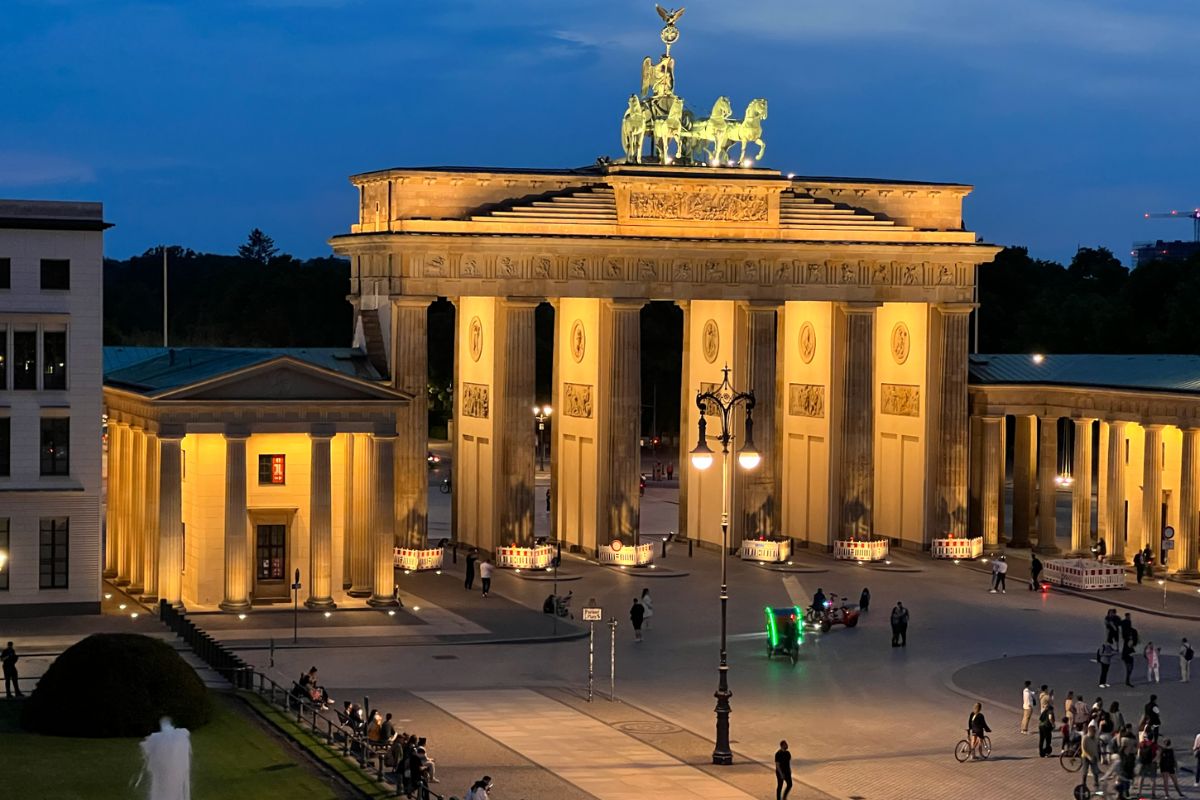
[237,228,279,265]
[22,633,212,737]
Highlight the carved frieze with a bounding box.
[788,383,825,418]
[628,189,769,222]
[891,322,911,365]
[702,319,720,363]
[462,382,489,418]
[798,322,816,365]
[699,381,720,418]
[468,317,483,362]
[568,257,588,279]
[637,258,657,280]
[497,255,519,278]
[563,383,593,418]
[533,255,552,278]
[570,319,586,363]
[461,255,481,278]
[881,383,920,417]
[424,254,447,277]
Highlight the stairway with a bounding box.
[358,311,389,379]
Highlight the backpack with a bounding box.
[1186,645,1194,662]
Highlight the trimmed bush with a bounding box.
[21,633,212,737]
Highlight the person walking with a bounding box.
[1021,680,1036,734]
[1143,695,1162,741]
[1082,724,1103,794]
[890,602,909,647]
[1,642,21,698]
[1037,698,1056,758]
[630,597,645,642]
[967,702,991,760]
[1134,550,1145,584]
[1096,536,1108,562]
[1179,638,1193,683]
[1135,735,1159,798]
[774,740,793,800]
[996,556,1008,593]
[640,588,654,630]
[859,587,871,612]
[1098,641,1117,688]
[989,558,1000,592]
[1105,609,1120,645]
[464,548,478,591]
[1062,691,1077,752]
[1192,732,1200,787]
[1120,612,1135,646]
[1121,639,1137,687]
[1143,544,1155,578]
[1159,738,1185,798]
[1030,553,1043,590]
[1145,641,1161,683]
[479,558,494,598]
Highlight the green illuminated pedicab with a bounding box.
[764,606,804,666]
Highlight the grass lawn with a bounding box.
[1,693,347,799]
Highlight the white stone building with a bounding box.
[0,200,108,616]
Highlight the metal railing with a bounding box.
[159,600,254,689]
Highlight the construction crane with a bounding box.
[1143,209,1200,242]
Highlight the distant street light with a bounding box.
[533,405,552,471]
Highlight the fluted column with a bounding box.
[114,423,132,584]
[1142,424,1165,561]
[1096,421,1110,549]
[392,297,432,548]
[307,430,335,608]
[1011,415,1036,548]
[347,433,373,597]
[1036,416,1060,553]
[157,433,185,608]
[368,432,399,607]
[676,300,692,542]
[736,302,779,544]
[499,299,537,545]
[220,432,250,612]
[603,299,643,544]
[1070,418,1094,556]
[968,417,983,538]
[140,431,160,601]
[933,306,971,538]
[1106,421,1128,564]
[1179,428,1200,577]
[980,416,1003,547]
[127,426,146,594]
[836,303,875,538]
[103,420,118,579]
[996,417,1007,541]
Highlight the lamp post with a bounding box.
[690,364,760,765]
[533,405,552,472]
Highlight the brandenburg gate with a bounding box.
[329,12,999,558]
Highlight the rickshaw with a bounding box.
[764,606,804,665]
[805,593,861,633]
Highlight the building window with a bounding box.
[0,417,9,477]
[0,258,9,289]
[13,331,36,390]
[258,454,286,485]
[40,417,69,476]
[0,325,7,390]
[0,518,9,591]
[39,517,69,589]
[40,259,70,290]
[42,330,67,390]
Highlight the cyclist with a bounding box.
[967,702,992,760]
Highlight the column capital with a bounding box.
[1071,417,1097,427]
[837,301,882,314]
[502,296,544,309]
[390,294,436,308]
[932,302,978,315]
[370,431,399,442]
[738,299,782,312]
[158,430,186,443]
[605,298,649,311]
[308,423,336,440]
[980,414,1005,425]
[222,426,250,441]
[1143,423,1168,432]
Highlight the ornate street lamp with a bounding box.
[689,364,758,765]
[533,405,552,471]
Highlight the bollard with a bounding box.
[688,538,694,558]
[661,537,668,559]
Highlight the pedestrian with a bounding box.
[1134,550,1145,584]
[1030,553,1043,590]
[1098,641,1116,688]
[479,558,494,598]
[1135,735,1159,797]
[1143,694,1162,741]
[1,642,21,698]
[666,462,674,480]
[1074,692,1089,736]
[1037,697,1056,757]
[1159,738,1184,798]
[1105,609,1120,645]
[967,702,991,760]
[890,602,909,647]
[1021,680,1036,734]
[989,558,1000,592]
[1145,641,1161,683]
[774,740,793,800]
[545,489,550,513]
[464,548,478,591]
[640,588,654,630]
[630,597,645,642]
[1038,684,1053,712]
[465,775,492,800]
[1121,640,1136,687]
[1082,724,1102,793]
[1120,612,1135,645]
[1062,691,1077,752]
[1096,536,1107,562]
[1143,544,1155,578]
[859,587,870,612]
[1180,637,1193,683]
[996,556,1008,593]
[1192,731,1200,787]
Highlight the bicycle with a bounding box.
[1059,739,1082,772]
[954,734,991,762]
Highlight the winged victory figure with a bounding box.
[655,5,686,25]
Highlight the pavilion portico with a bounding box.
[102,348,411,608]
[968,354,1200,575]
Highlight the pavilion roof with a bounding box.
[969,354,1200,395]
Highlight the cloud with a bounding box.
[0,153,96,187]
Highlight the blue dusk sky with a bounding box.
[2,0,1198,263]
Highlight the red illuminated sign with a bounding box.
[270,455,285,484]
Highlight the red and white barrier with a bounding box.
[931,536,983,560]
[834,539,889,561]
[599,542,655,566]
[1042,558,1126,590]
[496,544,555,570]
[740,539,792,563]
[392,547,444,571]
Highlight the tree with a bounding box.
[238,228,279,265]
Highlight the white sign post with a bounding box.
[582,607,602,702]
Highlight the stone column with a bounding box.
[548,300,561,543]
[114,423,132,585]
[141,431,160,601]
[1179,428,1200,577]
[499,299,538,545]
[392,297,432,548]
[127,426,147,595]
[1106,421,1128,564]
[1011,415,1037,548]
[603,299,643,543]
[1070,418,1094,556]
[980,416,1003,547]
[103,420,119,579]
[1096,421,1110,549]
[307,430,335,608]
[836,303,875,538]
[157,433,185,608]
[347,433,373,597]
[676,301,691,542]
[968,417,983,538]
[996,417,1007,541]
[368,432,399,607]
[220,431,251,612]
[933,306,971,538]
[737,302,778,543]
[1142,424,1165,561]
[1037,417,1060,553]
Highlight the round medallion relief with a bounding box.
[469,316,484,362]
[570,319,586,363]
[798,321,816,364]
[702,319,720,364]
[890,322,911,365]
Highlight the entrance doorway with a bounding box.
[254,524,289,601]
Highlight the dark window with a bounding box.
[13,331,36,390]
[0,258,9,289]
[40,259,69,290]
[0,417,9,477]
[0,518,9,591]
[256,525,286,580]
[39,517,69,589]
[40,417,69,476]
[0,326,7,390]
[42,331,67,390]
[258,454,285,485]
